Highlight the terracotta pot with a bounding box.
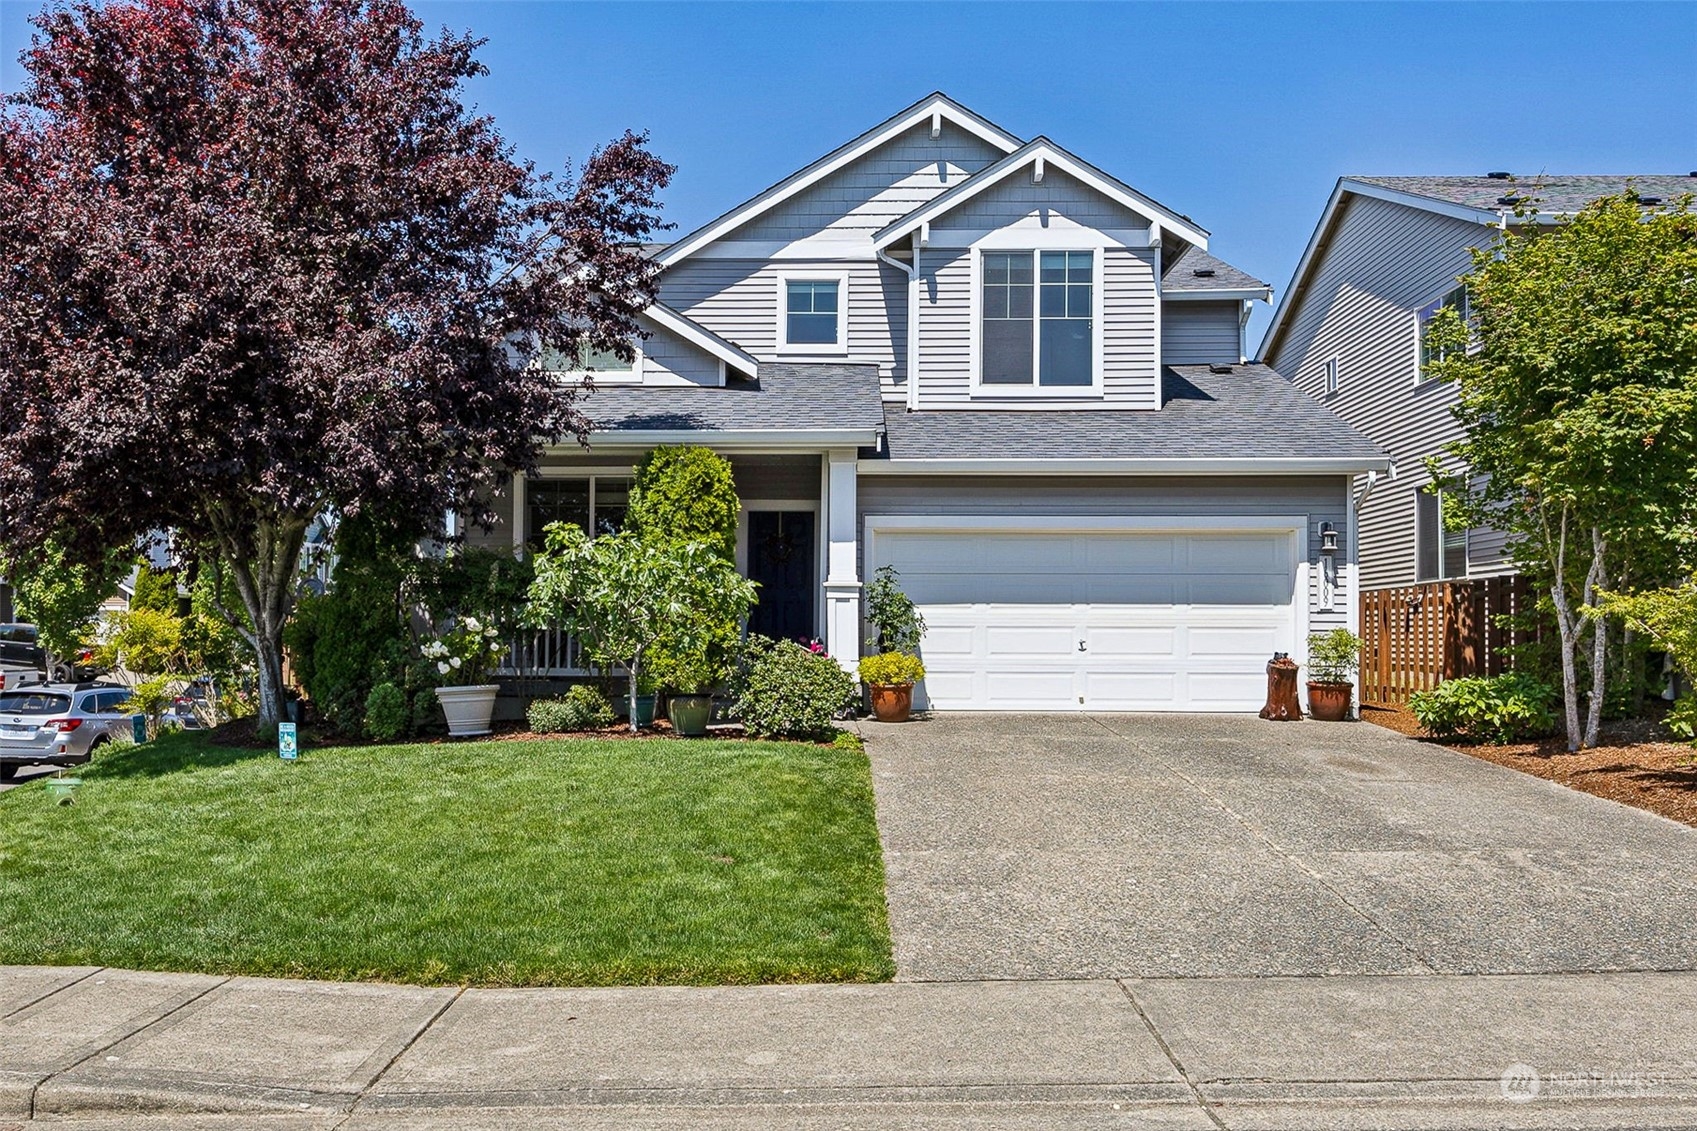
[868,682,914,723]
[434,684,500,737]
[1306,681,1354,722]
[668,694,712,737]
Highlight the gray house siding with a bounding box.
[658,258,907,387]
[857,475,1352,634]
[639,324,721,386]
[929,166,1152,235]
[723,121,1005,242]
[1161,301,1242,365]
[913,244,1159,407]
[1266,193,1512,589]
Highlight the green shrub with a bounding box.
[864,566,925,654]
[1668,694,1697,745]
[626,445,741,560]
[734,637,857,740]
[363,682,408,742]
[858,651,924,685]
[1306,628,1361,685]
[527,685,616,733]
[1409,672,1557,744]
[831,729,865,754]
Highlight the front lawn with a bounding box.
[0,731,893,986]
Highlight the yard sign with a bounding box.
[278,721,298,760]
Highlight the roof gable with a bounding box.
[873,138,1210,251]
[655,94,1022,267]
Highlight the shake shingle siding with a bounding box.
[1266,192,1513,588]
[1162,301,1242,365]
[929,166,1151,234]
[640,325,722,385]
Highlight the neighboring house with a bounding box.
[1260,174,1696,592]
[472,94,1387,712]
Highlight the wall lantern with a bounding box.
[1319,522,1339,555]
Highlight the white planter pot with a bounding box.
[434,684,500,737]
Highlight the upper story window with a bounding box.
[1415,487,1468,581]
[979,249,1096,390]
[526,475,629,551]
[778,273,848,353]
[1417,285,1471,383]
[1323,356,1340,397]
[538,341,638,380]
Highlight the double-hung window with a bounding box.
[1323,356,1340,397]
[779,274,847,352]
[980,250,1095,388]
[526,476,630,551]
[1415,488,1468,581]
[1417,285,1470,382]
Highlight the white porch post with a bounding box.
[822,448,861,673]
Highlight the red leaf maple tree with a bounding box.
[0,0,673,724]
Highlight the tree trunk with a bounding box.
[628,658,640,734]
[1583,526,1608,750]
[203,506,310,730]
[1545,504,1583,752]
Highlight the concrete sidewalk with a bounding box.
[6,966,1697,1129]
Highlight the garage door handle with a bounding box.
[1078,641,1087,652]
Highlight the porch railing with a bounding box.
[499,623,591,677]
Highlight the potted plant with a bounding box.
[865,565,926,654]
[859,651,925,723]
[1305,627,1362,722]
[653,644,721,737]
[422,615,508,737]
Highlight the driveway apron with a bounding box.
[862,713,1697,981]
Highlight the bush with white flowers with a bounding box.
[420,615,508,686]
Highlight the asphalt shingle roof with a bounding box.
[581,362,885,434]
[878,365,1383,462]
[1162,246,1269,292]
[1353,175,1697,216]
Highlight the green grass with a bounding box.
[0,731,894,986]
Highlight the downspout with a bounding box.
[877,241,920,411]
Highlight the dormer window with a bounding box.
[976,249,1099,392]
[538,340,638,381]
[778,273,848,353]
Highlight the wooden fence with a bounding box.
[1359,576,1541,706]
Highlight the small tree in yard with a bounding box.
[526,526,756,732]
[1426,192,1697,751]
[0,0,673,727]
[3,537,129,676]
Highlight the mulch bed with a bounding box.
[1363,704,1697,828]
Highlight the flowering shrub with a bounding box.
[420,616,507,686]
[858,651,924,686]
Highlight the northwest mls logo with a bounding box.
[1501,1063,1542,1103]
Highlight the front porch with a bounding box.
[469,448,866,679]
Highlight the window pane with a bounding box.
[1415,490,1440,580]
[528,478,590,549]
[1441,492,1468,578]
[811,282,838,314]
[787,283,813,313]
[1005,254,1033,284]
[580,345,633,372]
[984,255,1009,285]
[1039,251,1067,283]
[594,478,630,537]
[1040,284,1067,318]
[1039,319,1093,386]
[787,311,838,344]
[984,287,1008,320]
[983,319,1034,384]
[1067,283,1091,318]
[1008,285,1033,319]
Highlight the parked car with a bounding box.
[0,682,133,780]
[0,623,44,671]
[0,668,46,692]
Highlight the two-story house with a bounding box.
[1260,174,1694,592]
[473,94,1386,713]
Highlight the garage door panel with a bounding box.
[877,526,1298,712]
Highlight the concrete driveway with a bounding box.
[863,713,1697,981]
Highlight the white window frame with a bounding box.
[1414,284,1473,386]
[1414,486,1470,581]
[776,271,850,356]
[1323,355,1340,397]
[514,468,636,552]
[968,242,1106,398]
[535,338,643,385]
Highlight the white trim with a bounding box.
[585,427,883,451]
[775,270,851,356]
[873,138,1210,252]
[967,246,1106,400]
[926,224,1153,250]
[655,94,1022,269]
[1323,355,1340,398]
[642,302,758,381]
[856,456,1394,475]
[1164,288,1272,302]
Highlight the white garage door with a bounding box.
[874,526,1299,712]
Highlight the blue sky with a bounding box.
[4,1,1693,347]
